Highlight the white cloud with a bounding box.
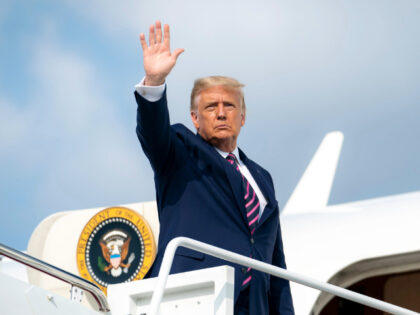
[1,30,155,214]
[31,40,108,134]
[63,0,143,35]
[64,0,347,75]
[0,98,44,171]
[0,99,28,149]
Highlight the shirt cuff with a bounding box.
[134,77,166,102]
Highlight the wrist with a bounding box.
[144,75,166,86]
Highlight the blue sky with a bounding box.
[1,0,419,250]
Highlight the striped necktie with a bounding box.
[226,153,260,288]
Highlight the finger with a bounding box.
[155,20,162,43]
[139,33,147,51]
[173,48,185,60]
[149,24,155,45]
[163,24,170,49]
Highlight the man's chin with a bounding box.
[199,130,238,144]
[209,133,237,144]
[213,132,233,140]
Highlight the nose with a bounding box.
[216,103,226,120]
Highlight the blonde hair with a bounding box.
[190,76,246,113]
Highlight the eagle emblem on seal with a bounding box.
[99,230,135,277]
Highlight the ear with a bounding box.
[190,111,200,130]
[241,112,245,127]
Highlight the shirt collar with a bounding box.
[215,146,242,165]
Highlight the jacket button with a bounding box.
[250,237,254,244]
[241,267,247,273]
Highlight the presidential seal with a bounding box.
[76,207,156,293]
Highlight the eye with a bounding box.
[205,103,217,111]
[224,103,235,110]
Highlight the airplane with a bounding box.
[280,131,420,314]
[1,131,419,314]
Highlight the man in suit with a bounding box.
[135,21,294,314]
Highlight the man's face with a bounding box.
[190,86,245,151]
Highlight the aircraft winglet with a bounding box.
[282,131,344,215]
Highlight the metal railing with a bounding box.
[149,237,419,315]
[0,243,111,314]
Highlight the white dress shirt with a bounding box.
[135,79,268,219]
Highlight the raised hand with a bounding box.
[140,21,184,86]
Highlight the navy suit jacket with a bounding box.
[135,89,294,314]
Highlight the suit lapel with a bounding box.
[183,130,274,229]
[239,149,277,227]
[187,132,249,227]
[220,158,250,227]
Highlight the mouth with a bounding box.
[215,124,230,130]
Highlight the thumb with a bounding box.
[173,48,185,60]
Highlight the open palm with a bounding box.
[140,21,184,86]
